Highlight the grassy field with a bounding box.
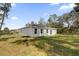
[0,33,79,56]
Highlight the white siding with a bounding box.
[19,27,57,37]
[52,29,57,35]
[19,28,33,36]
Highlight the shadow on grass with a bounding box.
[11,36,79,56]
[0,37,9,41]
[33,37,79,56]
[52,44,79,56]
[11,39,30,46]
[0,36,15,41]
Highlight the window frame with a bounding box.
[41,29,43,34]
[47,29,48,33]
[50,30,52,34]
[34,28,37,34]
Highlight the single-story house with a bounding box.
[18,25,57,37]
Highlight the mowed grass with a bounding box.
[0,33,79,56]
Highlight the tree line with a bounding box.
[0,3,79,34]
[26,3,79,34]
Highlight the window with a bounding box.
[34,28,37,34]
[50,30,52,34]
[41,29,43,34]
[47,29,48,33]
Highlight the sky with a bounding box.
[2,3,76,30]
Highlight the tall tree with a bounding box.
[75,3,79,6]
[29,21,35,27]
[62,13,71,28]
[49,14,58,22]
[47,17,53,27]
[74,3,79,12]
[38,17,46,27]
[71,4,79,29]
[0,3,11,31]
[47,14,62,28]
[31,21,35,26]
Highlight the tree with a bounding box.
[28,21,35,27]
[73,3,79,12]
[47,17,53,27]
[69,4,79,32]
[62,13,71,28]
[30,21,35,26]
[47,14,59,27]
[49,14,58,22]
[75,3,79,6]
[38,17,46,27]
[0,3,11,31]
[3,27,10,34]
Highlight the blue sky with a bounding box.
[3,3,76,29]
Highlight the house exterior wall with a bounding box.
[19,28,33,36]
[42,29,57,36]
[32,28,40,37]
[52,29,57,35]
[19,28,57,37]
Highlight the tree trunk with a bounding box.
[0,10,6,31]
[67,21,70,28]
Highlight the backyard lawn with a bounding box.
[0,33,79,56]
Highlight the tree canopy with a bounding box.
[0,3,11,30]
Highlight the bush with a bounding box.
[3,27,10,34]
[57,27,79,34]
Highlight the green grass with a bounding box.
[0,33,79,56]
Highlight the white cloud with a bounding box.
[11,3,16,7]
[59,3,76,10]
[10,24,14,26]
[69,3,76,8]
[60,5,69,10]
[50,3,60,6]
[11,16,18,20]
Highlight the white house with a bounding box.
[18,25,57,37]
